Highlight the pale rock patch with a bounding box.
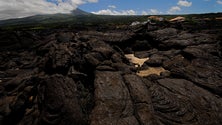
[125,54,149,67]
[137,67,166,77]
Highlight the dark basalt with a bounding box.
[0,19,222,125]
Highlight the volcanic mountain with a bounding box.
[0,8,91,26]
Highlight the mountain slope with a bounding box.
[0,8,91,27]
[71,8,92,16]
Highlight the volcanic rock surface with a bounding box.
[0,20,222,125]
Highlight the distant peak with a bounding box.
[71,8,91,16]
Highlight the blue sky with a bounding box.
[79,0,222,15]
[0,0,221,20]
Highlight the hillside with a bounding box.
[0,8,148,30]
[0,8,90,26]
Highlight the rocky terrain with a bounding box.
[0,19,222,125]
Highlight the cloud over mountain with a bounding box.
[0,0,98,20]
[92,9,136,15]
[142,9,161,15]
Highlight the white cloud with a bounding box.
[177,0,192,7]
[217,0,222,4]
[92,9,136,15]
[108,5,116,9]
[0,0,98,20]
[142,9,161,15]
[168,6,181,13]
[88,0,98,2]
